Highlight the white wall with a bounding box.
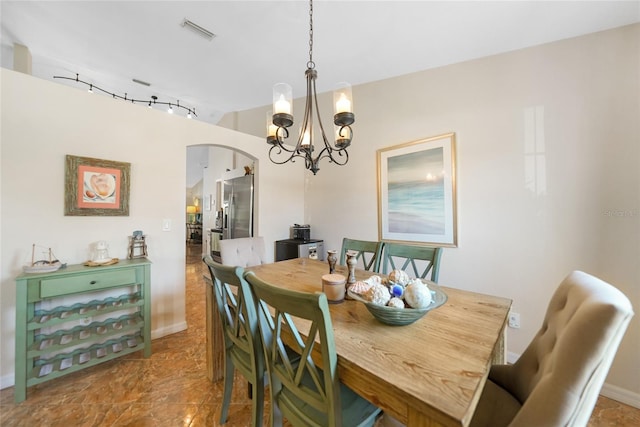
[0,68,305,387]
[227,24,640,404]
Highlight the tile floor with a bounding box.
[1,244,638,426]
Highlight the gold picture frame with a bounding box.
[377,133,457,247]
[64,155,130,216]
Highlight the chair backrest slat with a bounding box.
[339,238,384,272]
[379,243,442,283]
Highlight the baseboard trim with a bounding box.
[600,383,640,409]
[0,373,13,390]
[507,351,520,364]
[151,321,188,340]
[1,322,189,390]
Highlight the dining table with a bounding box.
[207,257,512,427]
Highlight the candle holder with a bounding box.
[345,251,357,298]
[327,250,337,274]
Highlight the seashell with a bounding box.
[349,280,372,295]
[388,269,410,286]
[387,297,405,308]
[364,282,391,306]
[366,275,383,285]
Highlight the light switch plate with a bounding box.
[162,219,172,231]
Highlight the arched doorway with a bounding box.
[185,144,257,259]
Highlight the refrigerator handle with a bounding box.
[223,206,227,228]
[227,194,233,239]
[222,206,228,239]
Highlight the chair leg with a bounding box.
[269,377,284,427]
[250,377,265,427]
[219,358,235,424]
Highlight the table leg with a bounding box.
[491,323,507,365]
[204,275,224,381]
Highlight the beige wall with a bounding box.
[0,69,305,387]
[226,24,640,404]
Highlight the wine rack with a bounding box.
[15,258,151,402]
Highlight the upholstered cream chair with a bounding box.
[219,236,267,267]
[470,270,634,427]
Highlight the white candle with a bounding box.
[274,94,291,115]
[268,123,278,137]
[301,130,311,146]
[335,93,351,114]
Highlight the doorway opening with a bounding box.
[185,144,257,262]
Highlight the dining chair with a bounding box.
[470,271,634,427]
[243,270,382,427]
[219,236,267,267]
[202,256,265,427]
[339,238,384,271]
[378,242,442,283]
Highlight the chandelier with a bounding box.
[266,0,354,175]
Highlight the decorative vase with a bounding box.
[327,250,337,274]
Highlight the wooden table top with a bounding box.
[248,258,512,427]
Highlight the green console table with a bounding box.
[14,258,151,402]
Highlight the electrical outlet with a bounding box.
[508,312,521,329]
[80,316,92,326]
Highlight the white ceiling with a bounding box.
[2,1,639,124]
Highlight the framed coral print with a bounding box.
[377,133,457,246]
[64,155,130,216]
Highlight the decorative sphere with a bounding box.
[404,280,433,309]
[391,284,404,298]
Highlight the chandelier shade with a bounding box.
[266,0,355,175]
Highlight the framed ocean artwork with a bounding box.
[377,133,457,246]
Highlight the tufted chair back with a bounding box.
[220,237,268,267]
[471,270,633,427]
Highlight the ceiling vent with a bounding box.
[182,19,216,41]
[132,78,151,86]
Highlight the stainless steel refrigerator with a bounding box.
[222,175,254,239]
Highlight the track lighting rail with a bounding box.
[53,74,197,118]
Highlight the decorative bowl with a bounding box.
[348,280,447,326]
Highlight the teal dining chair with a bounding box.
[338,238,384,271]
[202,256,264,427]
[243,270,382,427]
[379,242,442,283]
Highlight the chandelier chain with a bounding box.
[308,0,315,69]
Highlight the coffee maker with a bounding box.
[291,224,311,241]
